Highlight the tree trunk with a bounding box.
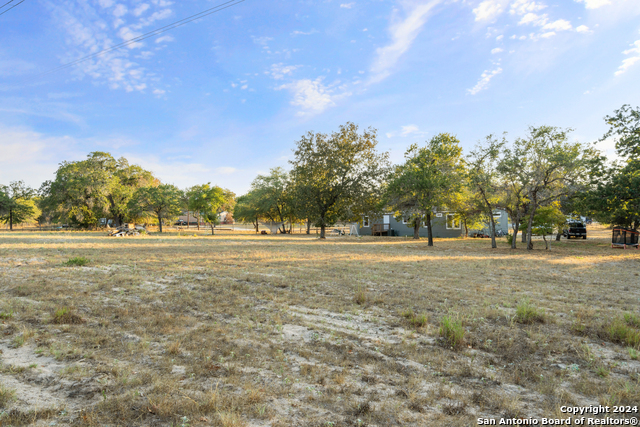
[320,224,326,239]
[543,235,549,250]
[526,201,537,250]
[254,219,259,233]
[210,223,215,235]
[9,209,13,231]
[490,214,497,249]
[511,218,519,249]
[464,219,468,238]
[555,231,561,241]
[413,220,420,240]
[157,214,163,233]
[426,213,433,246]
[306,218,311,234]
[187,211,190,229]
[196,215,200,230]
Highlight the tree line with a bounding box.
[233,106,639,249]
[1,105,638,250]
[0,152,235,234]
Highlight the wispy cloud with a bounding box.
[468,66,502,95]
[270,63,301,80]
[340,3,355,9]
[386,124,428,138]
[369,1,441,83]
[574,0,611,9]
[45,0,174,94]
[276,77,350,117]
[615,40,640,76]
[473,0,510,22]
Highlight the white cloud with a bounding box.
[340,3,355,8]
[468,66,502,95]
[542,19,572,32]
[491,47,504,54]
[473,0,509,22]
[133,3,150,16]
[291,30,317,36]
[576,25,590,33]
[509,0,546,16]
[386,124,428,138]
[47,0,174,94]
[269,63,301,80]
[113,4,128,18]
[252,36,273,46]
[574,0,611,9]
[276,77,349,117]
[519,12,548,26]
[496,34,503,40]
[370,1,441,83]
[615,40,640,76]
[98,0,115,8]
[540,31,556,38]
[155,35,174,44]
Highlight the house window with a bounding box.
[363,216,370,227]
[436,213,443,218]
[493,211,502,219]
[446,214,461,230]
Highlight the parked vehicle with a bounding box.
[563,221,587,239]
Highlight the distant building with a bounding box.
[358,209,510,238]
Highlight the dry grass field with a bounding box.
[0,225,639,426]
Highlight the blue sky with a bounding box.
[1,0,639,194]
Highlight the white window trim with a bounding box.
[363,216,370,227]
[446,213,461,230]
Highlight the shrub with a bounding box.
[506,233,513,245]
[353,287,367,305]
[401,309,427,328]
[514,299,545,324]
[0,383,16,407]
[624,312,640,328]
[51,307,84,325]
[64,257,90,267]
[440,316,464,349]
[608,319,640,348]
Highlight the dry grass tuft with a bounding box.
[51,307,84,324]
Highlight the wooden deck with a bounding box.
[372,223,391,236]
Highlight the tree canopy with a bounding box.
[384,134,466,245]
[289,122,389,238]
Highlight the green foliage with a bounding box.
[514,299,545,324]
[129,184,183,233]
[249,168,293,233]
[401,309,427,328]
[0,181,39,230]
[439,316,465,348]
[64,257,90,267]
[624,312,640,328]
[0,310,13,320]
[385,133,466,243]
[51,307,84,325]
[468,135,505,247]
[40,152,155,228]
[608,319,640,348]
[186,184,234,234]
[233,192,263,232]
[289,122,390,238]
